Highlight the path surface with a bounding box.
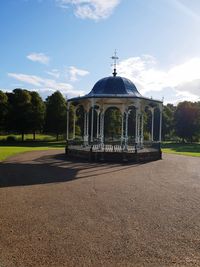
[0,150,200,267]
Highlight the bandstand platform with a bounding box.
[66,141,162,163]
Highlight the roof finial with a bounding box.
[111,49,119,77]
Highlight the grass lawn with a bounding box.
[162,142,200,157]
[0,141,65,161]
[1,139,200,162]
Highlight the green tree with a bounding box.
[104,108,121,140]
[45,91,67,140]
[76,105,84,137]
[174,101,200,142]
[162,104,176,140]
[29,91,45,140]
[0,90,8,133]
[6,89,32,141]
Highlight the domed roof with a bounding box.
[88,76,141,97]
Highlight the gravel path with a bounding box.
[0,150,200,267]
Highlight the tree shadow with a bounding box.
[0,153,145,188]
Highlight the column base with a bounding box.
[83,135,89,146]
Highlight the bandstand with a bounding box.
[66,57,163,162]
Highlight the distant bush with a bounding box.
[144,132,150,141]
[6,135,17,142]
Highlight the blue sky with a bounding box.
[1,0,200,103]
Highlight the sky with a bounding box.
[1,0,200,104]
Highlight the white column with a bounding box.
[84,111,86,137]
[124,110,129,150]
[121,112,124,143]
[101,112,104,139]
[86,111,89,137]
[151,108,154,142]
[66,104,69,141]
[159,107,163,142]
[73,108,76,139]
[100,110,104,148]
[137,114,141,144]
[96,110,100,138]
[141,113,144,144]
[83,110,89,145]
[135,108,138,143]
[91,106,94,142]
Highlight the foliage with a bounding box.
[0,90,8,132]
[6,89,32,141]
[104,108,122,139]
[162,104,175,140]
[6,135,17,142]
[45,91,67,140]
[174,101,200,142]
[0,133,64,141]
[29,91,46,140]
[0,87,199,143]
[75,105,84,137]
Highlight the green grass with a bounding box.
[0,141,65,161]
[1,137,200,161]
[162,142,200,157]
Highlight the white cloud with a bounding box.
[56,0,120,20]
[27,52,50,65]
[69,66,89,81]
[8,72,84,98]
[117,55,200,103]
[46,69,60,79]
[8,73,43,87]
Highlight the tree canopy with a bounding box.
[0,88,199,143]
[0,90,8,132]
[174,101,200,142]
[45,91,67,140]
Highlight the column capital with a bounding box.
[149,106,155,113]
[158,103,163,112]
[100,107,105,114]
[67,101,71,109]
[96,109,101,115]
[125,107,129,114]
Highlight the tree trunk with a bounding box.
[56,133,59,141]
[22,132,24,142]
[33,131,36,141]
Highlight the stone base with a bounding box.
[66,147,162,163]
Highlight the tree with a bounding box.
[162,104,176,140]
[6,89,32,141]
[29,91,45,140]
[174,101,200,142]
[0,90,8,133]
[45,91,67,140]
[104,108,121,140]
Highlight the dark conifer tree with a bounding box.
[0,90,8,133]
[45,91,67,140]
[29,91,45,140]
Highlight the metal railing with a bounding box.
[66,139,161,153]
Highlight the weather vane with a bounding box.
[111,49,119,77]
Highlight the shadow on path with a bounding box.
[0,153,143,188]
